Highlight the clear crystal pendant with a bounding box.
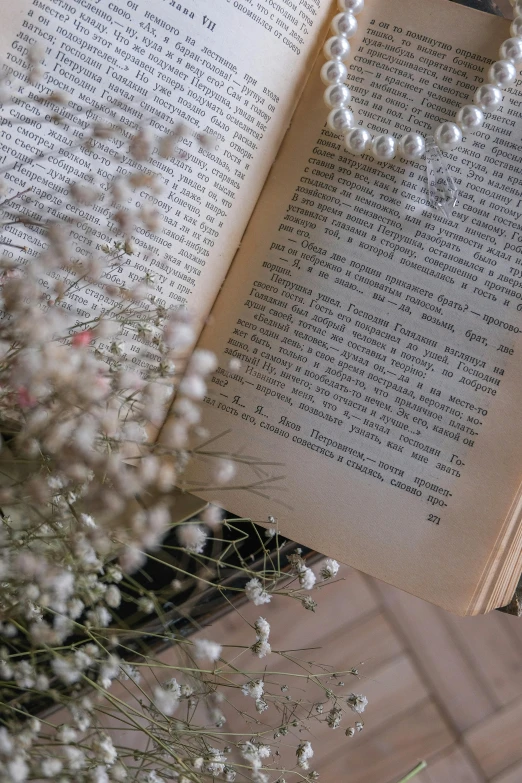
[425,135,459,218]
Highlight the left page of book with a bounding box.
[0,0,332,369]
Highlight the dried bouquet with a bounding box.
[0,46,379,783]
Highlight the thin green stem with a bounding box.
[395,761,428,783]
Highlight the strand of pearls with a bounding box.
[322,0,522,161]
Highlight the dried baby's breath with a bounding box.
[0,50,368,783]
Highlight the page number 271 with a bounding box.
[427,514,440,525]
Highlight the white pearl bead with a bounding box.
[474,84,503,112]
[398,132,425,161]
[515,0,522,16]
[331,12,358,38]
[456,104,484,134]
[434,122,462,151]
[320,60,348,86]
[488,59,517,88]
[327,107,354,134]
[324,83,351,110]
[371,134,397,161]
[345,127,372,155]
[338,0,364,14]
[511,16,522,39]
[500,37,522,64]
[323,36,351,62]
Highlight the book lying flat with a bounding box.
[2,0,522,614]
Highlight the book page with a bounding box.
[192,0,522,614]
[0,0,331,367]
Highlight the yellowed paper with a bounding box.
[0,0,332,352]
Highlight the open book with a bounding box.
[2,0,522,615]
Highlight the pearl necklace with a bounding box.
[322,0,522,216]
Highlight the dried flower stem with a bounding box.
[395,761,428,783]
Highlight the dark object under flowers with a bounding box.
[451,0,502,12]
[0,508,316,720]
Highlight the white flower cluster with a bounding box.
[245,577,271,606]
[326,705,344,729]
[296,740,314,770]
[240,742,271,783]
[194,638,222,663]
[320,558,340,579]
[70,696,95,733]
[242,679,268,713]
[206,748,227,777]
[153,678,182,717]
[145,771,164,783]
[207,691,226,728]
[177,523,207,554]
[138,597,155,614]
[251,616,271,658]
[91,733,117,765]
[288,552,317,591]
[347,693,368,714]
[298,565,317,591]
[0,721,40,783]
[98,654,121,689]
[0,717,121,783]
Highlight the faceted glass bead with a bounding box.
[425,135,459,217]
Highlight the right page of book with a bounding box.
[192,0,522,614]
